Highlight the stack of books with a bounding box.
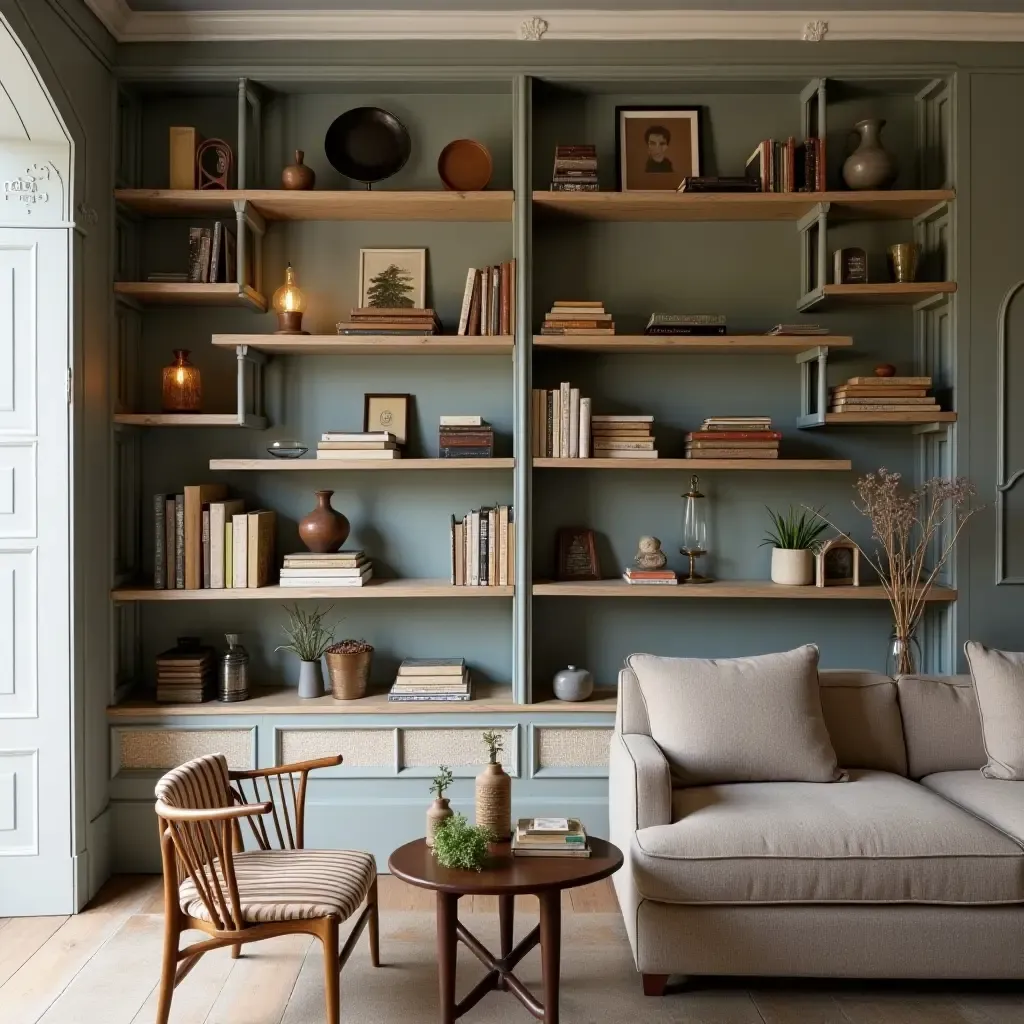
[450,506,514,587]
[746,137,825,193]
[147,272,188,284]
[550,145,598,192]
[457,262,516,336]
[828,375,939,415]
[156,642,216,704]
[540,300,614,336]
[677,176,759,194]
[645,313,726,337]
[686,418,780,460]
[336,307,440,336]
[279,550,372,588]
[316,431,400,461]
[532,382,591,459]
[188,222,238,283]
[512,818,591,858]
[766,323,829,336]
[439,415,493,459]
[592,415,657,459]
[153,489,275,590]
[388,658,471,703]
[623,567,678,586]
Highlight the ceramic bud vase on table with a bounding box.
[770,548,814,586]
[426,798,453,848]
[475,731,511,840]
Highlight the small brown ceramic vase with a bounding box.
[875,364,897,378]
[426,797,453,848]
[281,150,316,190]
[475,761,511,840]
[298,490,350,553]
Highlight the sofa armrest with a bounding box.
[610,732,672,833]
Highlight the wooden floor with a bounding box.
[3,875,1024,1023]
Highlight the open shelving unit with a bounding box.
[533,580,957,601]
[113,281,268,310]
[209,458,514,471]
[112,580,513,601]
[533,334,853,354]
[534,458,851,471]
[212,334,514,356]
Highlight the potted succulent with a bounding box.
[432,813,494,871]
[275,604,336,699]
[761,505,828,586]
[426,765,454,848]
[474,730,511,840]
[325,639,374,700]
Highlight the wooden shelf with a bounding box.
[210,458,514,471]
[801,282,957,309]
[114,282,267,311]
[212,334,513,356]
[533,334,853,354]
[534,457,851,471]
[534,579,957,601]
[113,413,261,428]
[112,579,513,601]
[532,189,954,223]
[114,189,513,223]
[105,683,618,719]
[822,411,958,426]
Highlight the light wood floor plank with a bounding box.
[376,876,434,913]
[569,879,618,913]
[84,874,162,916]
[0,911,128,1023]
[204,933,312,1024]
[750,987,855,1023]
[836,990,971,1024]
[954,992,1024,1024]
[0,916,68,988]
[38,913,164,1024]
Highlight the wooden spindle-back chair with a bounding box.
[154,753,378,1024]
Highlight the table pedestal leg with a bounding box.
[539,891,561,1024]
[498,894,514,990]
[437,892,459,1024]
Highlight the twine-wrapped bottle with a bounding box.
[475,731,511,840]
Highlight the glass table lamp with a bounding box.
[161,349,202,413]
[681,474,712,583]
[272,262,309,335]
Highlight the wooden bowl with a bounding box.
[437,139,493,191]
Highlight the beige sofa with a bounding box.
[610,668,1024,991]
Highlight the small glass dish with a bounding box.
[266,439,308,459]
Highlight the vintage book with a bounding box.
[590,424,652,434]
[509,259,517,336]
[541,328,616,336]
[844,376,932,387]
[209,221,223,284]
[685,431,782,441]
[279,570,372,588]
[541,320,608,330]
[685,440,779,450]
[202,510,211,589]
[169,126,199,189]
[480,266,491,335]
[154,494,168,590]
[183,484,227,590]
[491,264,500,337]
[498,505,510,587]
[391,685,469,695]
[592,415,654,423]
[467,273,482,335]
[479,507,490,586]
[279,565,369,578]
[550,182,600,191]
[766,324,829,336]
[578,396,591,459]
[519,817,577,835]
[832,396,937,406]
[283,554,365,568]
[622,572,679,585]
[487,508,498,588]
[559,382,571,458]
[187,227,204,282]
[317,441,397,450]
[440,448,493,459]
[321,431,396,442]
[316,449,401,461]
[439,433,494,446]
[231,512,248,588]
[623,569,678,580]
[500,261,511,336]
[549,389,561,458]
[645,325,727,336]
[592,439,656,450]
[686,448,778,459]
[224,522,233,588]
[247,510,274,590]
[553,301,605,309]
[165,497,177,589]
[457,268,477,336]
[440,415,485,427]
[830,403,938,413]
[591,449,659,459]
[648,313,726,326]
[469,510,480,586]
[831,388,927,398]
[546,312,612,321]
[198,228,213,283]
[454,518,465,586]
[568,388,580,459]
[387,693,472,703]
[174,494,185,589]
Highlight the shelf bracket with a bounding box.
[235,344,268,429]
[233,198,265,302]
[796,345,829,428]
[236,78,263,190]
[797,202,831,306]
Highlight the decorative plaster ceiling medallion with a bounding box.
[518,17,549,41]
[802,19,830,42]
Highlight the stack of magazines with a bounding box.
[511,817,590,858]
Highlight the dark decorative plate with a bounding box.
[324,107,411,188]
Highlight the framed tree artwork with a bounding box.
[358,248,426,308]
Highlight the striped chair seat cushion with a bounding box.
[180,849,376,924]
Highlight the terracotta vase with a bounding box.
[842,118,897,190]
[475,761,511,840]
[281,150,316,190]
[426,797,453,847]
[298,490,350,553]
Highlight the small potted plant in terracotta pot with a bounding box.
[474,730,511,840]
[426,765,454,848]
[325,639,374,700]
[761,505,828,587]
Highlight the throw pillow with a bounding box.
[626,645,845,786]
[964,642,1024,780]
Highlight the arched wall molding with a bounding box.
[995,278,1024,584]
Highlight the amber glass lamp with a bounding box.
[162,349,202,413]
[680,474,712,583]
[272,262,309,335]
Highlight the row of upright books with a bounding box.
[153,487,274,590]
[550,145,599,192]
[179,222,238,284]
[828,375,939,415]
[388,658,470,703]
[745,137,826,193]
[280,550,372,588]
[512,818,591,858]
[531,383,592,458]
[450,507,515,587]
[316,431,400,462]
[336,307,440,336]
[686,417,780,460]
[457,261,517,336]
[540,300,614,335]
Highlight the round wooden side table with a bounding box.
[388,837,623,1024]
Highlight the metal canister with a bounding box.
[219,633,250,702]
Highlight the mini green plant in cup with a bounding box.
[431,765,454,800]
[432,813,495,871]
[760,506,828,587]
[426,765,455,847]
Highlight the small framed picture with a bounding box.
[815,536,861,587]
[616,107,702,192]
[358,248,426,309]
[363,393,411,445]
[556,527,601,581]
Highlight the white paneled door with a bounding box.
[0,229,73,913]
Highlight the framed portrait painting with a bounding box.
[358,248,426,309]
[616,107,702,192]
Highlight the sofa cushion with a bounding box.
[964,643,1024,780]
[632,770,1024,905]
[626,646,843,786]
[818,671,907,775]
[897,675,985,779]
[921,771,1024,848]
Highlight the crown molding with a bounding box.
[83,6,1024,45]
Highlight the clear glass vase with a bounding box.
[885,630,921,677]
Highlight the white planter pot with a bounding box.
[771,547,813,586]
